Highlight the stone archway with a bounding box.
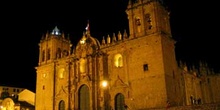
[78,84,90,110]
[58,100,65,110]
[115,93,126,110]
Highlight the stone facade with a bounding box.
[35,0,220,110]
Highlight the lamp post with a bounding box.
[101,80,108,88]
[100,80,110,110]
[0,105,3,110]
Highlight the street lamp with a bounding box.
[101,80,108,88]
[0,105,3,110]
[99,80,110,110]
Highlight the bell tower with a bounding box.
[125,0,181,108]
[35,26,72,110]
[126,0,171,38]
[38,26,72,64]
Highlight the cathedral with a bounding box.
[35,0,220,110]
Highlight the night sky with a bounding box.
[1,0,219,92]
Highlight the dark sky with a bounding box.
[1,0,219,92]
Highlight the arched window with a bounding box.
[78,85,90,110]
[79,59,87,73]
[115,93,126,110]
[42,50,45,62]
[57,48,61,59]
[47,48,51,60]
[145,14,152,30]
[135,16,141,33]
[42,73,47,79]
[58,100,65,110]
[114,54,123,67]
[58,68,65,79]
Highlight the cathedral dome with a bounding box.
[75,31,101,57]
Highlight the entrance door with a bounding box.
[78,84,90,110]
[58,100,65,110]
[115,93,126,110]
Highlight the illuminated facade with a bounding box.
[35,0,220,110]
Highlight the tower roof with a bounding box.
[51,26,61,35]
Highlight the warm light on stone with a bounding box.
[101,80,108,88]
